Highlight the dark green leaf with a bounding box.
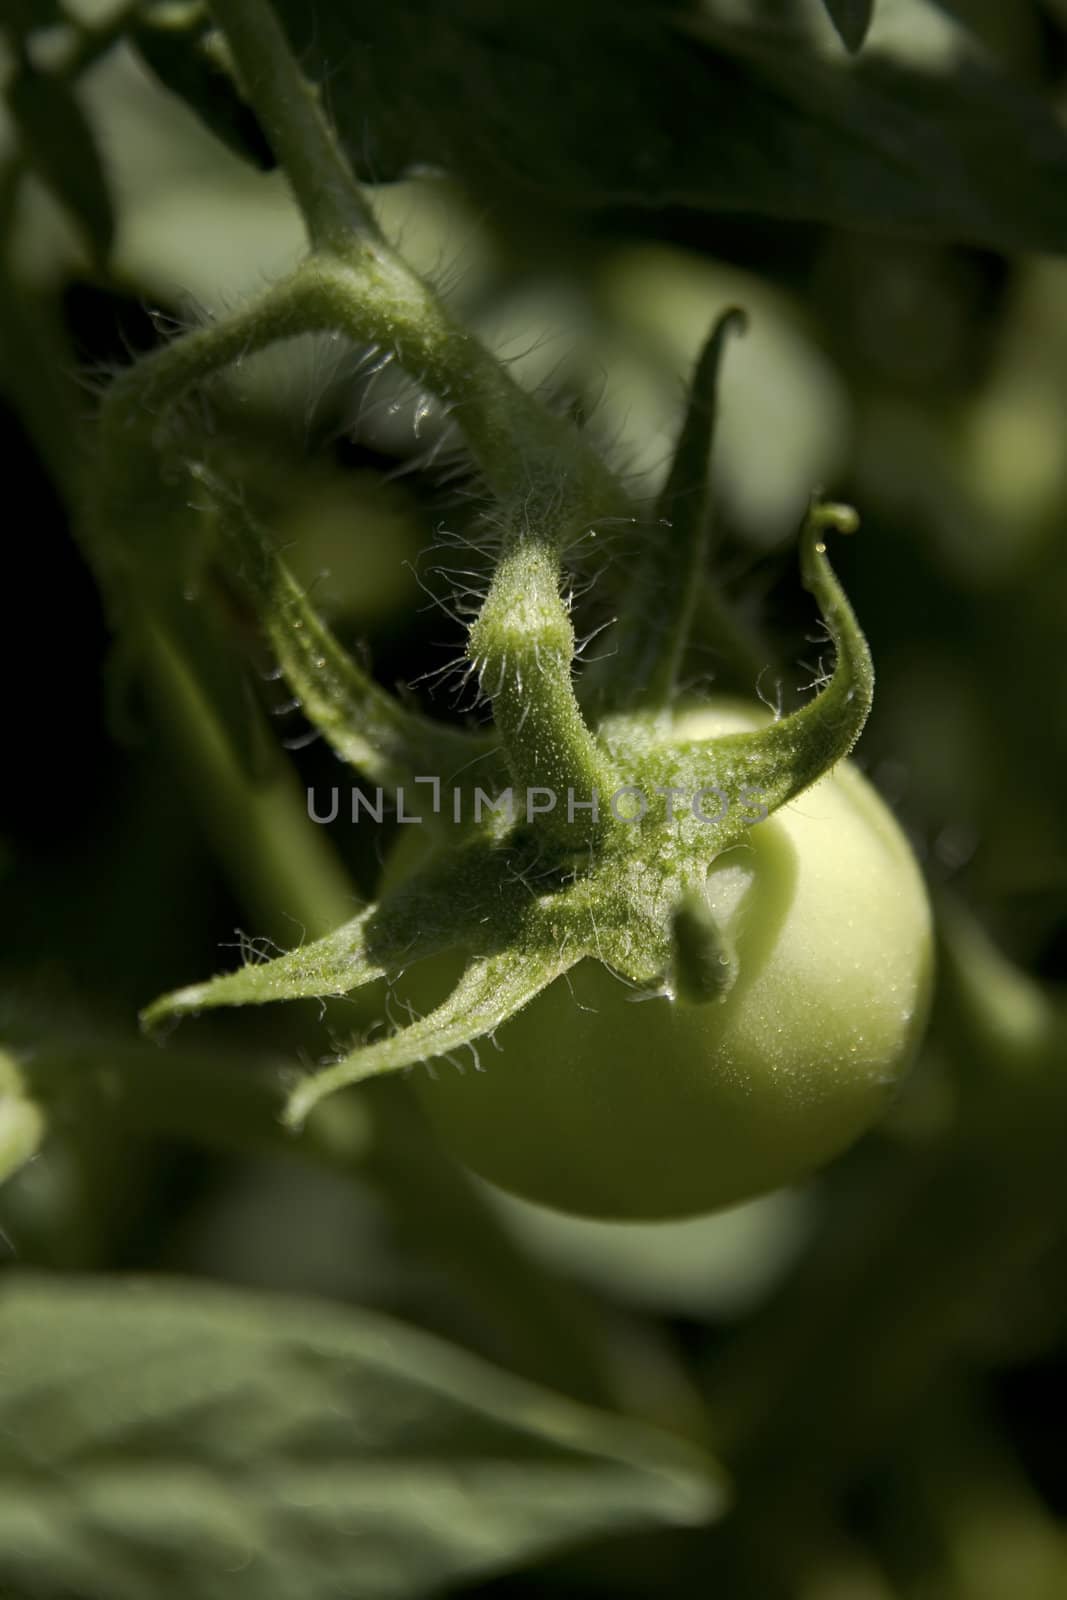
[822,0,875,51]
[269,0,1067,253]
[8,63,114,261]
[3,0,61,40]
[0,1274,724,1600]
[131,5,274,170]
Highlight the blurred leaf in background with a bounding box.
[0,1275,724,1600]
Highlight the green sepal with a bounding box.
[671,888,738,1005]
[285,946,580,1127]
[664,499,873,822]
[195,465,500,792]
[592,306,746,717]
[141,838,529,1030]
[140,904,386,1031]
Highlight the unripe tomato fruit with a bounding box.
[391,702,934,1221]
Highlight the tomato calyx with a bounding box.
[143,307,876,1130]
[144,491,872,1128]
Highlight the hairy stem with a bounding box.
[207,0,377,250]
[314,257,625,526]
[95,261,327,469]
[205,0,627,529]
[468,541,618,841]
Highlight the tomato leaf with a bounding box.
[268,0,1067,253]
[0,1274,724,1600]
[130,6,275,170]
[822,0,875,51]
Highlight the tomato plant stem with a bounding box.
[207,0,626,527]
[469,541,618,836]
[206,0,376,252]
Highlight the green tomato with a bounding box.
[392,702,934,1221]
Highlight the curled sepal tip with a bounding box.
[674,496,873,824]
[804,498,860,554]
[284,949,578,1128]
[796,496,871,744]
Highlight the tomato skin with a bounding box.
[394,704,934,1221]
